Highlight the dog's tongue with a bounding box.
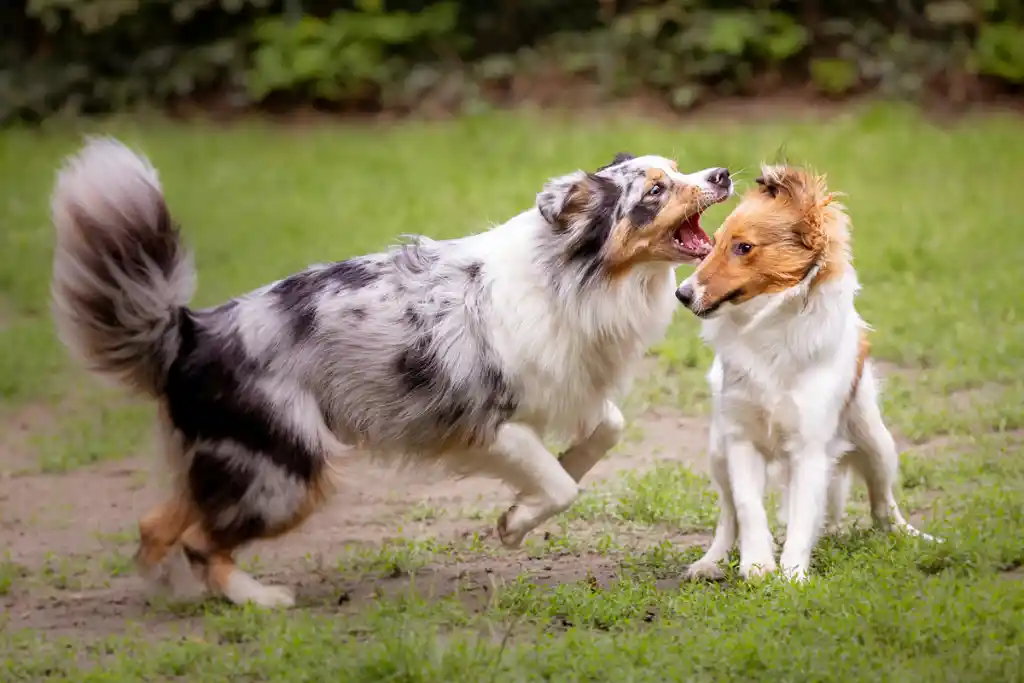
[679,216,713,258]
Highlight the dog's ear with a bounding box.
[536,170,593,227]
[755,164,793,200]
[596,152,636,172]
[760,164,836,252]
[755,163,813,203]
[755,174,780,198]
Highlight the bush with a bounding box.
[2,0,1023,123]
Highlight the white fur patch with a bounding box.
[221,569,295,608]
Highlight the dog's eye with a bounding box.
[647,184,664,197]
[733,242,753,256]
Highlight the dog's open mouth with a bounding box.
[672,211,713,261]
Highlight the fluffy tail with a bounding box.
[50,137,196,397]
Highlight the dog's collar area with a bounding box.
[733,254,827,334]
[802,255,825,288]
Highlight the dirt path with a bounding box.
[0,405,711,636]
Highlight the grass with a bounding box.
[1,102,1023,681]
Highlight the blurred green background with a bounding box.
[4,0,1024,123]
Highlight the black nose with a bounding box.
[708,168,730,189]
[676,283,694,307]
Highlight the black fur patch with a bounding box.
[186,449,266,545]
[182,544,209,566]
[392,333,519,447]
[628,201,659,228]
[481,363,519,416]
[564,174,622,279]
[324,259,380,289]
[272,258,379,340]
[167,310,322,489]
[395,336,436,392]
[350,306,367,320]
[464,262,482,280]
[596,152,637,172]
[61,199,186,384]
[403,305,424,328]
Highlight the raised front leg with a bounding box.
[558,400,625,483]
[487,423,580,548]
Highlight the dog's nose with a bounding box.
[676,283,694,307]
[708,168,730,189]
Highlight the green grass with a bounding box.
[2,103,1024,681]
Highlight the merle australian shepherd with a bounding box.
[50,138,732,607]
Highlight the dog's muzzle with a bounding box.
[675,283,695,308]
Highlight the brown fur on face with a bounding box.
[688,164,850,314]
[603,168,709,274]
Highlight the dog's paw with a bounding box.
[496,506,526,548]
[222,571,296,608]
[740,558,777,580]
[232,583,296,609]
[685,561,726,582]
[248,585,296,609]
[779,564,809,583]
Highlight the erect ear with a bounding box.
[755,163,796,200]
[595,152,636,172]
[755,174,781,198]
[755,163,816,204]
[536,170,594,228]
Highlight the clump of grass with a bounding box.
[570,463,718,532]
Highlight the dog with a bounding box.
[674,163,931,582]
[49,139,733,606]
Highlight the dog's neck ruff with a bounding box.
[469,209,678,440]
[737,254,826,335]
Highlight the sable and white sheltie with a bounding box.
[49,139,732,606]
[675,164,932,582]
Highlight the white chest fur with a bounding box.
[703,272,863,453]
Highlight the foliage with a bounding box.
[972,21,1024,82]
[2,0,1024,122]
[246,1,461,108]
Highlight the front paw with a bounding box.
[686,560,726,582]
[496,506,526,548]
[780,563,809,583]
[740,557,777,580]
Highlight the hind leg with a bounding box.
[136,496,204,599]
[181,442,335,608]
[846,365,933,540]
[825,460,853,535]
[179,524,296,608]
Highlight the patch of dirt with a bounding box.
[0,405,710,636]
[0,402,58,474]
[4,529,711,638]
